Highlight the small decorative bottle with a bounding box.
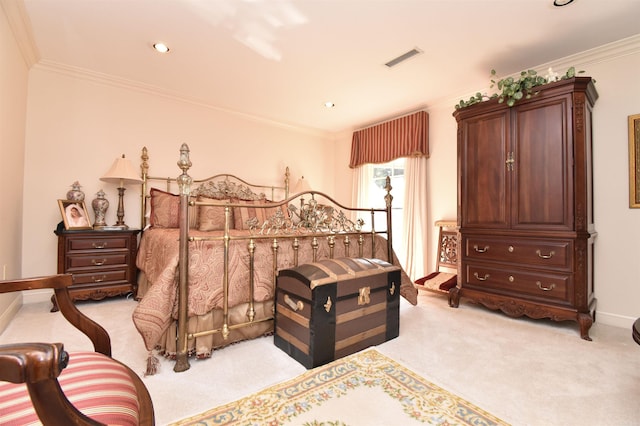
[92,190,109,228]
[66,181,85,201]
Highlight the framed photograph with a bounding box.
[58,200,92,230]
[629,114,640,208]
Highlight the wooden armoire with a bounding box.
[450,77,598,340]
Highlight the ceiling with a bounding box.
[11,0,640,133]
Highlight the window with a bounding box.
[367,158,406,259]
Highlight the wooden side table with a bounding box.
[53,227,140,311]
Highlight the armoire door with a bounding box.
[459,109,510,229]
[511,94,573,231]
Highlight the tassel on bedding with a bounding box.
[145,351,160,376]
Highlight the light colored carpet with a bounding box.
[172,347,508,425]
[1,291,640,425]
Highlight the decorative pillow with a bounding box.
[149,188,197,228]
[198,197,232,231]
[233,199,289,230]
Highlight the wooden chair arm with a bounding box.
[0,342,67,384]
[0,274,111,356]
[0,342,104,426]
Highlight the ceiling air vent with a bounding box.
[385,48,423,68]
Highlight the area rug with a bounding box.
[171,348,508,426]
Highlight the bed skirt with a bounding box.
[137,273,274,359]
[158,301,274,359]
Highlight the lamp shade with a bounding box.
[294,176,311,193]
[100,155,142,184]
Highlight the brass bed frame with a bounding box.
[139,144,395,372]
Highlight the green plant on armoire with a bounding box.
[455,66,585,109]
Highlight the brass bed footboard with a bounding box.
[137,144,395,373]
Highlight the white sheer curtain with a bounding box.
[352,159,427,281]
[402,156,428,281]
[352,163,373,209]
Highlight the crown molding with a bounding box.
[439,33,640,111]
[1,0,39,67]
[538,33,640,72]
[32,59,330,138]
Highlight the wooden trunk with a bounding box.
[274,257,400,368]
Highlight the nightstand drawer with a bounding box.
[465,262,571,305]
[67,236,130,252]
[465,237,572,270]
[66,253,129,270]
[70,269,128,286]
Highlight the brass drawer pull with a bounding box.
[473,245,489,253]
[91,275,107,283]
[536,249,555,259]
[92,242,108,249]
[474,272,490,281]
[536,281,556,291]
[92,258,107,266]
[283,294,304,312]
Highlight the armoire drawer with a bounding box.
[465,237,572,270]
[465,263,572,305]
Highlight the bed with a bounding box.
[132,144,417,374]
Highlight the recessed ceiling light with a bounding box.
[553,0,575,6]
[324,102,335,108]
[153,42,170,53]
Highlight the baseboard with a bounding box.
[595,310,636,329]
[22,288,54,305]
[0,293,22,334]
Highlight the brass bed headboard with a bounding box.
[139,146,290,229]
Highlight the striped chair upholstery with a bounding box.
[0,351,140,426]
[0,275,154,425]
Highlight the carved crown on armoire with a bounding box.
[450,77,598,341]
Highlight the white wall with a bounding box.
[21,66,334,291]
[0,4,29,332]
[586,45,640,326]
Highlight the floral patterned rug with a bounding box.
[171,348,508,426]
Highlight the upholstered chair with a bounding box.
[0,274,154,425]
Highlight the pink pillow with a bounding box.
[198,197,232,231]
[149,188,196,228]
[232,199,289,230]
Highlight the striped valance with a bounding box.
[349,111,429,168]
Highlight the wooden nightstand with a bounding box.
[53,227,140,311]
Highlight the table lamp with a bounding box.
[100,154,142,229]
[294,176,311,194]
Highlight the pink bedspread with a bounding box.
[132,228,415,351]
